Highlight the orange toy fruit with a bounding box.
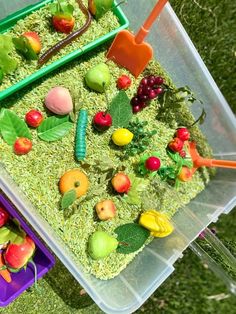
[59,169,89,198]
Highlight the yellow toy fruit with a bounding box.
[59,169,89,198]
[139,210,174,237]
[112,128,133,146]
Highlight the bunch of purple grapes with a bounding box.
[131,75,165,113]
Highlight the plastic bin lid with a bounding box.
[0,0,41,21]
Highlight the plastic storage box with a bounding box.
[0,193,55,307]
[0,0,129,100]
[0,0,236,313]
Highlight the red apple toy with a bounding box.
[93,111,112,131]
[0,207,9,227]
[14,137,32,155]
[111,173,131,194]
[25,109,43,128]
[145,156,161,171]
[4,235,35,271]
[23,32,41,54]
[117,75,132,90]
[168,137,184,153]
[175,127,190,141]
[95,200,116,220]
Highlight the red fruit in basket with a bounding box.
[93,111,112,131]
[0,207,9,228]
[23,32,41,54]
[25,109,43,128]
[168,137,184,153]
[117,75,132,90]
[4,236,35,270]
[13,138,32,155]
[52,15,75,34]
[111,173,131,194]
[145,157,161,171]
[175,127,190,141]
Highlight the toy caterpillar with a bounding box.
[75,109,88,161]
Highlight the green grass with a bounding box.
[1,0,236,313]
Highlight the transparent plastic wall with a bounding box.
[0,1,236,313]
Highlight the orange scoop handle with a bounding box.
[195,158,236,169]
[135,0,168,44]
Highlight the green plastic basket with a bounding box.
[0,0,129,101]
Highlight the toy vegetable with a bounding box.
[139,210,174,237]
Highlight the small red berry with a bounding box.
[133,105,141,113]
[93,111,112,131]
[140,77,148,86]
[145,157,161,171]
[168,137,184,152]
[117,75,132,90]
[154,76,164,85]
[179,150,186,158]
[25,109,43,128]
[131,96,140,106]
[14,137,32,155]
[176,127,190,141]
[154,87,164,95]
[148,90,157,99]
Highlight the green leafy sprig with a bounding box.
[124,119,157,157]
[50,0,74,17]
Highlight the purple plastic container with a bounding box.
[0,193,55,307]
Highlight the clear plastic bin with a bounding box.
[0,0,236,313]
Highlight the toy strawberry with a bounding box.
[50,0,75,34]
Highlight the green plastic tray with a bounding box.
[0,0,129,101]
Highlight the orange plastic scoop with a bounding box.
[106,0,168,77]
[188,141,236,174]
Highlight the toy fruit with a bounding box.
[177,166,193,182]
[145,156,161,171]
[59,169,89,198]
[111,173,131,194]
[88,231,118,260]
[117,75,132,90]
[88,0,113,19]
[112,128,133,146]
[4,235,35,270]
[13,32,41,60]
[168,137,184,153]
[176,127,190,141]
[13,137,32,155]
[45,86,73,115]
[85,63,111,93]
[25,109,44,128]
[93,111,112,131]
[0,207,9,228]
[139,210,174,237]
[23,32,41,54]
[0,253,11,283]
[50,0,75,34]
[95,200,116,220]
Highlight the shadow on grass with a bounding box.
[45,258,94,310]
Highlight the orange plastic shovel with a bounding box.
[106,0,168,77]
[188,141,236,174]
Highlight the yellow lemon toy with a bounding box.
[112,128,133,146]
[139,210,174,237]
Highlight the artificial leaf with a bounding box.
[37,115,73,142]
[124,175,148,205]
[182,158,193,168]
[157,166,176,181]
[50,0,74,16]
[167,149,183,164]
[0,109,32,145]
[0,35,18,74]
[108,91,133,128]
[13,36,38,60]
[190,108,207,127]
[61,189,76,210]
[115,223,150,254]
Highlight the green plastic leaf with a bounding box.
[37,115,73,142]
[167,149,183,163]
[13,36,38,60]
[125,175,148,205]
[182,158,193,168]
[61,189,76,210]
[115,223,150,254]
[0,35,18,74]
[50,0,74,16]
[0,109,32,145]
[108,91,133,128]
